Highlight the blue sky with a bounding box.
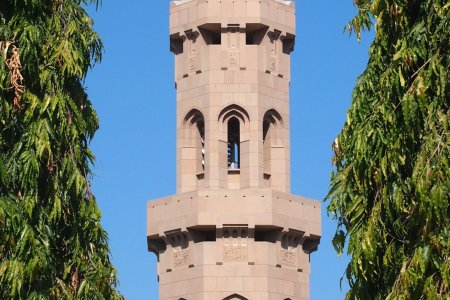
[85,1,374,299]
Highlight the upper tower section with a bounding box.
[170,0,295,79]
[173,0,296,193]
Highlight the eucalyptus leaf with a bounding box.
[0,1,122,299]
[327,0,450,298]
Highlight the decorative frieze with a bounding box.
[167,231,190,268]
[223,227,248,263]
[279,230,304,268]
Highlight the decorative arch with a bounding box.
[218,105,250,170]
[263,109,284,177]
[263,108,283,134]
[218,104,250,123]
[184,108,205,126]
[182,109,206,186]
[223,294,249,300]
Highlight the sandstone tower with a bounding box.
[147,0,321,299]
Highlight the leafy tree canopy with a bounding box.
[327,0,449,299]
[0,0,122,298]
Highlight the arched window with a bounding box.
[179,109,206,191]
[197,119,205,171]
[227,117,240,169]
[263,118,272,174]
[184,109,205,173]
[262,109,283,180]
[218,104,250,172]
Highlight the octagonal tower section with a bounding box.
[148,1,321,299]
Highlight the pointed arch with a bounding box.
[184,108,205,127]
[183,109,205,172]
[263,109,284,178]
[180,109,206,191]
[263,109,283,135]
[218,105,250,171]
[223,294,249,300]
[218,104,250,123]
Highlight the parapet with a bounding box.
[170,0,296,36]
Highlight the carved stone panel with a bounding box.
[267,54,277,73]
[280,249,296,267]
[224,246,248,263]
[185,30,199,74]
[173,249,189,268]
[227,27,240,69]
[222,227,248,263]
[228,48,240,69]
[266,30,281,73]
[189,54,197,74]
[167,231,190,269]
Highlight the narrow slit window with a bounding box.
[263,119,271,174]
[197,120,205,171]
[262,109,283,178]
[227,117,240,169]
[184,109,205,178]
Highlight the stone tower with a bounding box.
[147,0,321,299]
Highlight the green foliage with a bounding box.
[327,0,450,299]
[0,1,122,299]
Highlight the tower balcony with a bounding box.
[147,189,320,253]
[147,189,320,300]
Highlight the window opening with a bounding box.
[263,119,272,174]
[184,109,206,176]
[227,117,240,169]
[263,120,270,141]
[197,120,205,170]
[263,109,283,177]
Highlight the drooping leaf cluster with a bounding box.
[0,1,122,299]
[327,0,449,299]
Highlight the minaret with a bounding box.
[147,0,321,299]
